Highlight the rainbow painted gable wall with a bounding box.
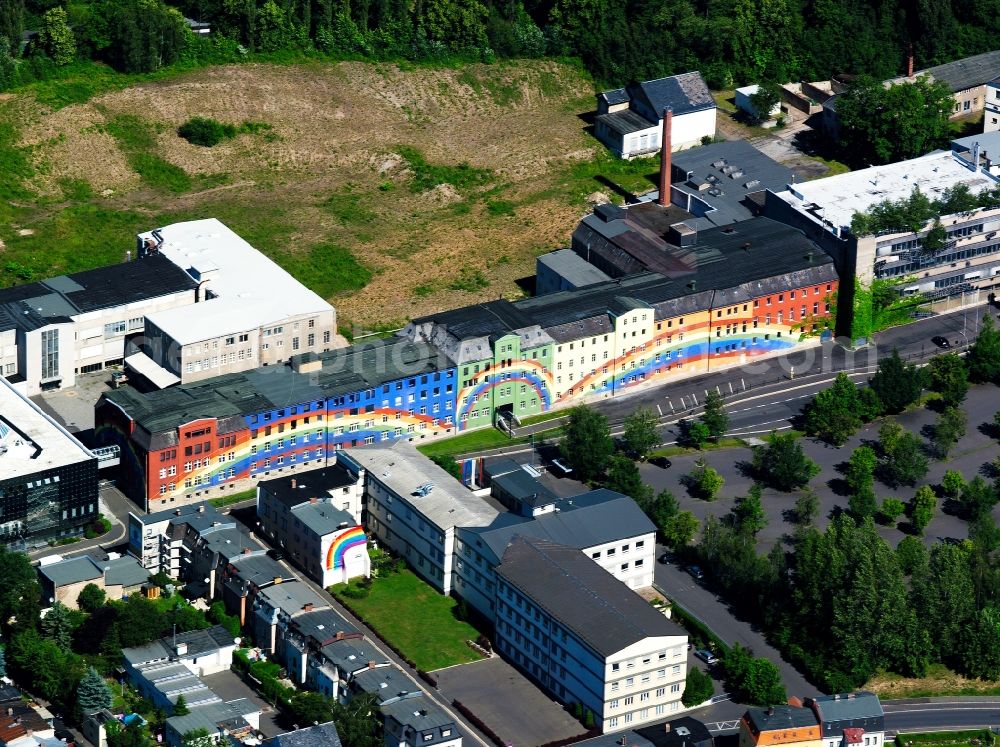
[326,525,367,570]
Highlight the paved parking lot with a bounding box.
[433,657,585,746]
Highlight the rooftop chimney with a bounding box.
[768,706,775,716]
[291,479,297,489]
[198,504,205,513]
[972,141,981,172]
[302,602,314,612]
[368,661,377,669]
[664,723,671,733]
[659,107,673,207]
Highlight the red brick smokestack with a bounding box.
[658,106,672,207]
[907,45,914,77]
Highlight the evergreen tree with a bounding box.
[869,349,922,414]
[77,666,112,715]
[700,390,729,441]
[41,601,73,649]
[172,694,189,716]
[0,0,24,57]
[621,406,660,460]
[560,406,614,482]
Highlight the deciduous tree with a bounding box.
[933,405,967,458]
[604,455,652,505]
[877,422,928,488]
[927,353,969,407]
[700,390,729,441]
[967,316,1000,385]
[908,485,937,534]
[77,583,106,614]
[688,461,724,500]
[803,373,866,445]
[37,7,76,65]
[869,349,923,414]
[729,483,767,536]
[560,406,614,482]
[753,432,820,491]
[681,666,714,707]
[622,406,660,460]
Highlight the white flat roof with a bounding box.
[346,442,500,531]
[125,352,181,388]
[0,377,95,480]
[774,150,1000,235]
[140,219,333,345]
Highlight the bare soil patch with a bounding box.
[11,60,598,328]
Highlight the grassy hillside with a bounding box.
[0,60,663,333]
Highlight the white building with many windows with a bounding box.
[495,537,688,733]
[340,443,500,595]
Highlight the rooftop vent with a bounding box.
[744,179,761,190]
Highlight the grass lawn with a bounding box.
[867,663,1000,699]
[332,569,482,671]
[650,431,804,457]
[518,410,569,427]
[209,489,257,508]
[417,424,563,459]
[896,731,997,747]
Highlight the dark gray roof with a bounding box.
[0,255,196,322]
[321,638,389,676]
[671,140,795,227]
[596,109,657,135]
[635,716,714,747]
[38,556,103,587]
[599,88,630,106]
[497,536,685,657]
[466,488,655,561]
[491,469,558,508]
[269,722,343,747]
[380,695,457,735]
[537,249,613,288]
[141,502,219,525]
[102,337,448,437]
[925,49,1000,92]
[103,556,151,587]
[807,693,884,731]
[257,464,358,508]
[412,299,535,341]
[631,72,715,117]
[289,608,358,646]
[173,625,237,657]
[745,705,819,734]
[351,665,420,704]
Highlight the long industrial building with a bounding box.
[96,210,836,509]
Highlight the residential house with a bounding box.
[127,502,221,574]
[595,73,717,158]
[37,554,149,609]
[266,722,343,747]
[163,699,261,747]
[256,465,370,587]
[251,581,328,656]
[494,537,688,733]
[986,76,1000,132]
[349,668,461,747]
[739,705,822,747]
[805,693,885,747]
[122,626,240,714]
[219,553,294,627]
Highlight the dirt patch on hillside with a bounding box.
[13,60,598,327]
[866,666,1000,698]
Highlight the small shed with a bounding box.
[735,85,781,121]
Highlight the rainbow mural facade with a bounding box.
[96,269,836,510]
[326,525,367,570]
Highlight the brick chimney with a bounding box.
[291,478,297,489]
[367,660,377,669]
[302,602,313,612]
[907,45,914,77]
[658,107,673,207]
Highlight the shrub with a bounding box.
[178,117,238,147]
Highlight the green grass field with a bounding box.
[332,569,482,671]
[896,731,997,747]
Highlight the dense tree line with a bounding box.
[4,0,1000,91]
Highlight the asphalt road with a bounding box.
[884,699,1000,733]
[653,550,820,699]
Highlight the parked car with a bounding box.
[550,459,573,477]
[650,456,672,469]
[267,548,285,561]
[932,335,951,349]
[694,649,719,665]
[658,552,673,565]
[686,564,704,580]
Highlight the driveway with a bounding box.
[432,657,585,746]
